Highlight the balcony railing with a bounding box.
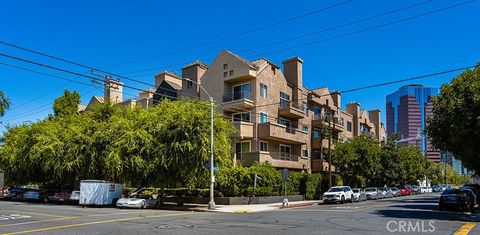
[269,152,302,162]
[223,91,252,102]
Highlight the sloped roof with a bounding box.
[78,104,86,112]
[224,50,258,69]
[182,60,208,70]
[164,80,182,91]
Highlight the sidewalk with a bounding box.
[158,200,320,213]
[213,200,320,213]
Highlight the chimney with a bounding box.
[346,102,361,116]
[181,61,208,97]
[139,89,154,99]
[331,91,341,107]
[104,78,123,104]
[368,109,381,139]
[155,71,182,89]
[282,57,303,102]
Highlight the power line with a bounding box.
[247,0,476,59]
[98,0,353,69]
[119,0,473,77]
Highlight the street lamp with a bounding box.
[183,78,216,210]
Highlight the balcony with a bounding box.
[311,137,329,150]
[258,122,308,144]
[222,92,254,111]
[224,68,256,84]
[311,115,344,132]
[232,121,254,139]
[240,151,309,170]
[278,101,305,119]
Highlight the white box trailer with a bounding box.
[79,180,123,206]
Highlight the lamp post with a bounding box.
[183,78,215,210]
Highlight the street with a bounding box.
[0,193,478,234]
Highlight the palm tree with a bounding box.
[0,90,10,116]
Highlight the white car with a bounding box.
[322,186,354,204]
[116,196,159,209]
[420,187,432,194]
[70,191,80,203]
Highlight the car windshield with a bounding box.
[443,189,466,195]
[365,188,376,192]
[328,187,344,192]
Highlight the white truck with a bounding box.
[79,180,123,206]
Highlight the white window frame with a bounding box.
[259,141,268,152]
[279,144,292,160]
[302,147,309,158]
[260,83,268,98]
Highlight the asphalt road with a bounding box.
[0,193,478,235]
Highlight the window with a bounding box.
[302,148,309,158]
[260,83,268,98]
[313,150,322,160]
[326,99,329,107]
[232,112,251,122]
[278,118,292,133]
[233,83,251,100]
[313,106,321,120]
[280,144,292,160]
[313,129,321,138]
[347,121,352,132]
[260,141,268,152]
[271,65,276,75]
[187,80,193,89]
[340,117,344,126]
[229,70,234,76]
[223,63,228,70]
[259,112,268,123]
[303,125,308,133]
[235,141,250,159]
[303,102,308,116]
[223,72,228,77]
[280,92,290,108]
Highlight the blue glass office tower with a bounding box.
[386,85,440,162]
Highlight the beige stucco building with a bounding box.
[82,50,387,173]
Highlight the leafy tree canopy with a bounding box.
[0,90,10,117]
[53,90,81,117]
[426,65,480,172]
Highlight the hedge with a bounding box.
[215,162,324,199]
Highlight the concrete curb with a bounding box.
[279,201,319,209]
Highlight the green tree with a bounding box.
[0,90,10,116]
[53,90,81,117]
[332,135,381,188]
[426,65,480,172]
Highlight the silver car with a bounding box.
[352,188,367,202]
[365,187,379,200]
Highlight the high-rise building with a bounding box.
[386,85,440,162]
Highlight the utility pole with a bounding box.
[328,111,333,189]
[208,96,215,210]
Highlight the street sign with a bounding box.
[282,169,289,182]
[205,162,219,171]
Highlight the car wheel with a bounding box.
[43,198,49,203]
[341,195,345,204]
[141,200,146,209]
[350,197,354,203]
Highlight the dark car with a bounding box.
[439,189,475,212]
[48,191,72,204]
[462,184,480,205]
[5,187,30,201]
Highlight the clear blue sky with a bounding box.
[1,0,479,134]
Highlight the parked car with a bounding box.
[70,190,80,204]
[24,189,54,203]
[352,188,366,202]
[385,188,394,198]
[432,185,441,192]
[322,186,354,204]
[378,188,387,199]
[48,191,72,203]
[365,187,380,200]
[391,187,400,197]
[5,187,30,201]
[439,188,475,212]
[116,195,160,209]
[460,187,479,208]
[399,188,412,196]
[0,187,9,198]
[462,184,480,205]
[411,186,421,195]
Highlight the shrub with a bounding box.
[304,173,322,200]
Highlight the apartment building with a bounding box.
[81,50,387,173]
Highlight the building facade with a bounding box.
[82,50,387,173]
[386,85,440,162]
